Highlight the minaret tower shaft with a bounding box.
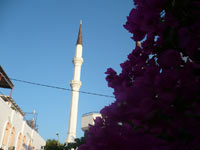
[66,22,83,143]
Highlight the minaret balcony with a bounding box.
[70,80,82,89]
[72,57,83,65]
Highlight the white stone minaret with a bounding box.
[66,21,83,143]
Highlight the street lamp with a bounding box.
[56,132,59,145]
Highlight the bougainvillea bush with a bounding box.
[79,0,200,149]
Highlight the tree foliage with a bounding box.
[44,137,85,150]
[79,0,200,149]
[44,139,64,150]
[64,137,85,150]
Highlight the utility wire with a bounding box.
[10,78,115,99]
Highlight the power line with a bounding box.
[10,78,115,99]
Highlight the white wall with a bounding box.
[32,132,46,150]
[81,113,101,131]
[0,96,46,150]
[0,97,12,146]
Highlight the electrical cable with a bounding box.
[10,78,115,98]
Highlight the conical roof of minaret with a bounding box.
[76,21,82,45]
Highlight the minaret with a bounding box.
[66,21,83,143]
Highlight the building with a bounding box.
[66,23,102,142]
[81,112,101,132]
[0,65,45,150]
[66,21,83,143]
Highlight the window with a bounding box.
[28,140,32,150]
[2,122,11,146]
[16,133,22,150]
[9,127,15,147]
[22,136,26,150]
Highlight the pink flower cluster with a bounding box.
[79,0,200,149]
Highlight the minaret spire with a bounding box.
[66,22,84,143]
[76,20,82,45]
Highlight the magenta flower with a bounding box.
[79,0,200,149]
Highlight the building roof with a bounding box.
[0,95,25,116]
[82,112,100,117]
[0,65,14,89]
[76,21,82,45]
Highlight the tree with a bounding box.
[64,137,85,150]
[44,137,85,150]
[79,0,200,149]
[44,139,64,150]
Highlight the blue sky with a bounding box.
[0,0,135,143]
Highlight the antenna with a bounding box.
[24,110,38,131]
